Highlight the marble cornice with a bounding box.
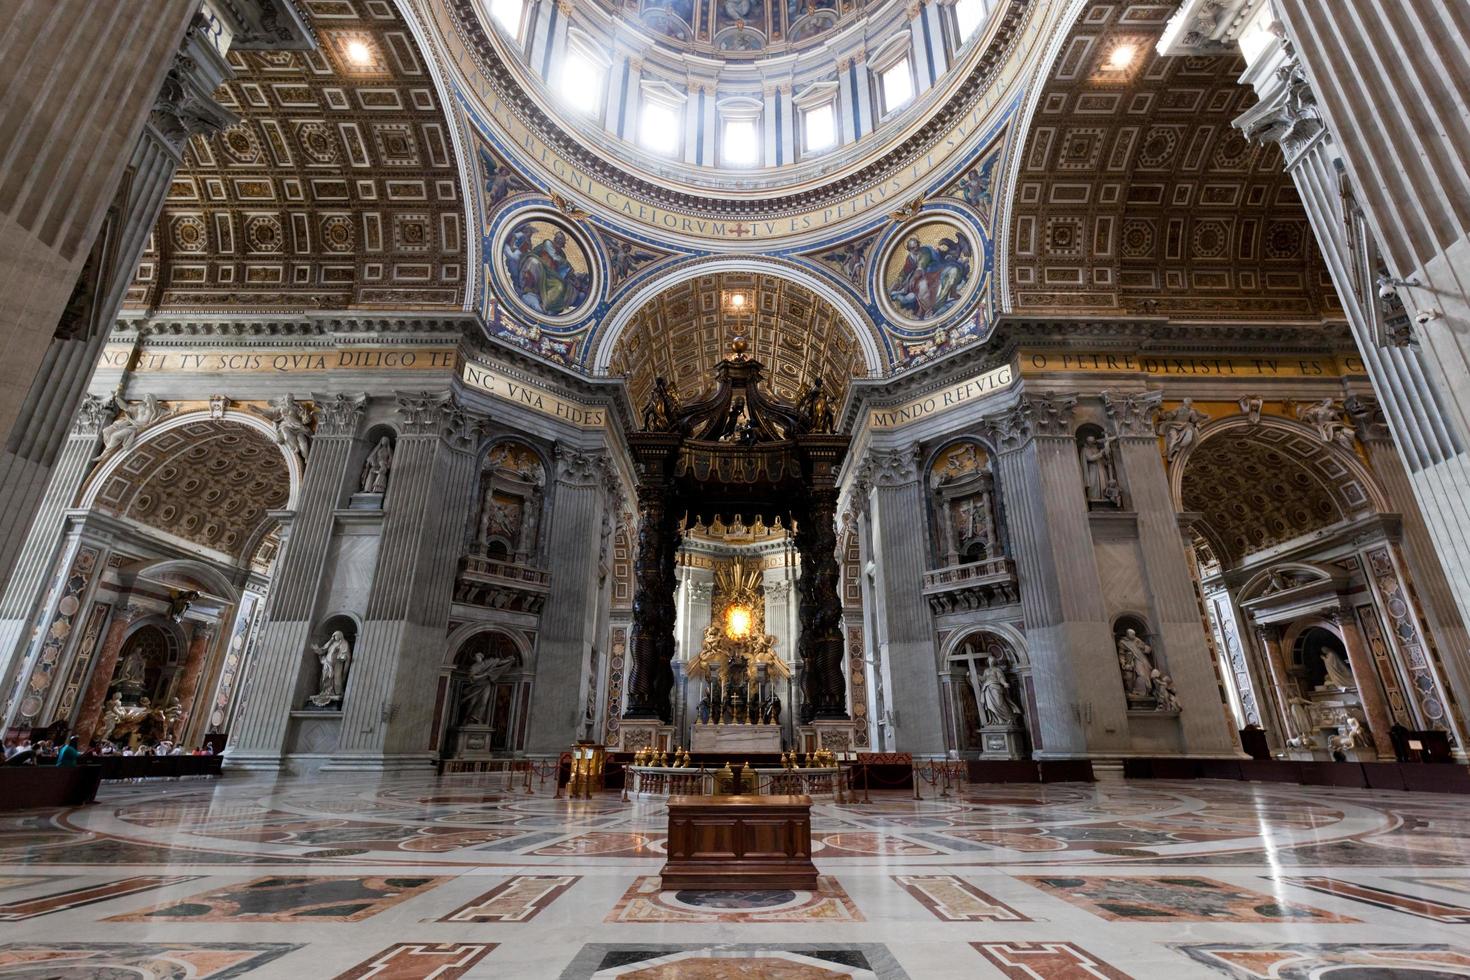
[840,340,1014,431]
[994,315,1356,355]
[114,314,475,345]
[461,332,637,433]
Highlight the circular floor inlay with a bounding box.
[671,889,797,909]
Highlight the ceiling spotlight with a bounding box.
[1107,44,1137,69]
[346,40,373,65]
[730,292,746,309]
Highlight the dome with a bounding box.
[443,0,1031,249]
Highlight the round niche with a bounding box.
[492,210,600,326]
[877,215,984,329]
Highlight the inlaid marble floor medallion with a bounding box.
[5,773,1470,978]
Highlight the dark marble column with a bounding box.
[795,486,846,719]
[623,433,680,722]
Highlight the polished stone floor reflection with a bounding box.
[3,773,1470,977]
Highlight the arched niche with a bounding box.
[1075,421,1122,510]
[942,627,1031,758]
[352,423,398,501]
[926,438,1001,568]
[473,439,549,563]
[443,629,527,756]
[301,613,359,711]
[111,620,184,707]
[1112,612,1160,705]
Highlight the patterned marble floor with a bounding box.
[4,773,1470,978]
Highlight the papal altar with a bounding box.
[691,723,782,754]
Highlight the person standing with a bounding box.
[55,736,81,767]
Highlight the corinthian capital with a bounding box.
[978,401,1034,452]
[395,391,450,436]
[864,444,923,487]
[313,392,367,437]
[151,13,238,153]
[1024,392,1078,437]
[1101,389,1163,437]
[1234,45,1323,164]
[72,394,114,437]
[555,444,606,486]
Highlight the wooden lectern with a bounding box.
[659,794,818,890]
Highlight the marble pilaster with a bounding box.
[1327,605,1395,761]
[226,395,363,769]
[329,394,482,769]
[74,603,144,743]
[863,444,942,753]
[170,623,217,742]
[986,396,1129,757]
[524,446,608,754]
[1112,408,1239,757]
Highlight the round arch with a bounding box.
[133,558,241,607]
[1168,415,1389,569]
[442,622,534,670]
[940,622,1031,670]
[80,409,303,511]
[590,255,887,379]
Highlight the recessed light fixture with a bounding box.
[1107,44,1137,70]
[346,40,373,65]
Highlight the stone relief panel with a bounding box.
[928,441,999,567]
[474,441,547,562]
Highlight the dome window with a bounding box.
[639,80,687,157]
[793,80,840,158]
[954,0,990,43]
[558,34,609,119]
[486,0,526,42]
[718,96,763,168]
[878,56,914,116]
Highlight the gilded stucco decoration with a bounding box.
[607,272,869,412]
[1179,425,1373,566]
[88,420,292,561]
[127,0,466,311]
[1008,1,1338,319]
[630,0,858,54]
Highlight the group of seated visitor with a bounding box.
[3,736,216,766]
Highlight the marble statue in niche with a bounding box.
[1158,398,1208,461]
[307,630,352,708]
[360,436,393,494]
[974,655,1022,728]
[458,649,518,725]
[1321,648,1356,690]
[1149,669,1181,712]
[1116,628,1157,702]
[1077,428,1121,508]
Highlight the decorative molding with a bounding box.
[1101,389,1162,437]
[314,393,367,437]
[554,444,606,486]
[864,444,923,487]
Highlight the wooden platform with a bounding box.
[659,794,818,890]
